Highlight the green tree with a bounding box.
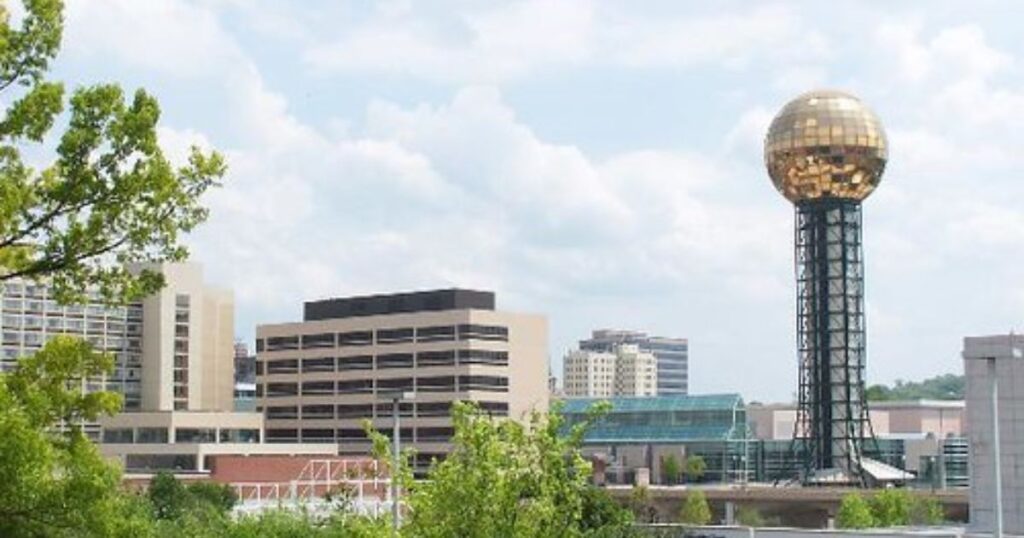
[366,400,612,537]
[185,481,238,515]
[629,485,659,524]
[678,490,712,525]
[148,472,190,520]
[684,455,707,483]
[836,493,875,529]
[0,2,225,304]
[662,454,681,485]
[579,485,633,533]
[909,496,944,526]
[0,337,152,537]
[147,473,237,522]
[869,489,911,527]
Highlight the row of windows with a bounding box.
[261,375,509,398]
[0,297,141,319]
[265,426,457,444]
[265,400,509,420]
[259,349,509,375]
[259,324,509,352]
[100,427,261,444]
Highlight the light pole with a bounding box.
[379,390,414,533]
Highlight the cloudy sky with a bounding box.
[53,0,1024,401]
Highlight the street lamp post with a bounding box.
[379,390,414,533]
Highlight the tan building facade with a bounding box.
[563,343,657,398]
[255,289,548,465]
[138,262,235,412]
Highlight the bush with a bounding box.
[837,493,874,529]
[679,491,712,525]
[909,496,944,525]
[580,486,633,532]
[869,489,911,527]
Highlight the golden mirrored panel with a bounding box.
[764,90,888,203]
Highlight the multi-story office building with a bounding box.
[563,343,657,398]
[563,349,617,397]
[579,329,688,395]
[964,334,1024,535]
[255,289,548,466]
[1,262,233,413]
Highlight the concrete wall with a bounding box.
[964,334,1024,536]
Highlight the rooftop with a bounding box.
[303,289,495,321]
[560,393,743,414]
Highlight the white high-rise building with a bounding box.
[563,343,657,398]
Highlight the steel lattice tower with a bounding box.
[764,90,888,485]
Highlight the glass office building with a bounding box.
[560,394,752,483]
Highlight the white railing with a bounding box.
[231,458,391,515]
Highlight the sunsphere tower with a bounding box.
[764,90,888,484]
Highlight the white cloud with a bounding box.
[302,2,829,83]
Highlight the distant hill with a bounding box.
[865,373,964,401]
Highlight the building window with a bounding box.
[338,355,373,370]
[336,379,374,395]
[377,377,413,392]
[337,404,374,419]
[175,428,216,443]
[459,375,508,392]
[266,429,298,443]
[376,327,414,345]
[416,402,452,417]
[375,402,413,418]
[301,357,335,373]
[265,336,300,351]
[266,359,299,374]
[102,428,134,444]
[338,428,368,441]
[416,375,456,393]
[266,382,298,397]
[301,429,335,443]
[301,333,336,349]
[457,324,508,342]
[338,331,373,347]
[377,353,413,369]
[301,380,335,396]
[458,349,509,366]
[301,404,335,420]
[267,406,299,419]
[416,325,456,342]
[219,429,260,443]
[136,428,169,444]
[255,338,265,352]
[417,427,455,443]
[478,401,509,416]
[417,350,455,367]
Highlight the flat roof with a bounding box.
[303,289,495,321]
[560,394,744,414]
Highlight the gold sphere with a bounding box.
[764,90,888,203]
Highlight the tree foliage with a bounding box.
[866,374,964,401]
[837,491,944,529]
[147,472,237,521]
[366,400,618,537]
[0,337,148,537]
[0,0,225,304]
[678,490,712,525]
[661,454,681,485]
[684,455,707,483]
[837,493,875,529]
